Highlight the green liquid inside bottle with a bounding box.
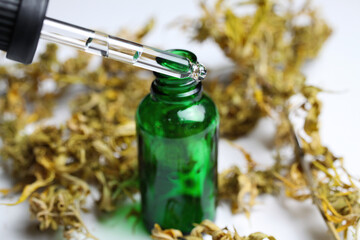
[136,49,219,233]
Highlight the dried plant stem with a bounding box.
[288,117,341,240]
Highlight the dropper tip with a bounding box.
[191,62,207,82]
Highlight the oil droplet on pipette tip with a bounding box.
[190,62,207,82]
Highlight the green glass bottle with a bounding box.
[136,49,219,233]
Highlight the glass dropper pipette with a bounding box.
[0,0,206,81]
[40,17,207,81]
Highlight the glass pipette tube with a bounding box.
[40,18,207,81]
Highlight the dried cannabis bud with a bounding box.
[151,220,276,240]
[188,0,359,238]
[187,0,332,137]
[218,144,281,216]
[29,186,96,240]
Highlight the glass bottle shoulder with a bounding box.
[136,93,219,138]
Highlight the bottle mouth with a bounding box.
[154,49,207,82]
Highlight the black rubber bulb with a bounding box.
[0,0,49,64]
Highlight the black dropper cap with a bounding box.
[0,0,49,64]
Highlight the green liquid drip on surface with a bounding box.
[98,201,149,239]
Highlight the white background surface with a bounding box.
[1,0,360,239]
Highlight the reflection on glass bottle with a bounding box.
[136,50,219,233]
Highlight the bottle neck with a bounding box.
[150,49,204,103]
[151,77,203,103]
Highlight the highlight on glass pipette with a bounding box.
[40,18,207,81]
